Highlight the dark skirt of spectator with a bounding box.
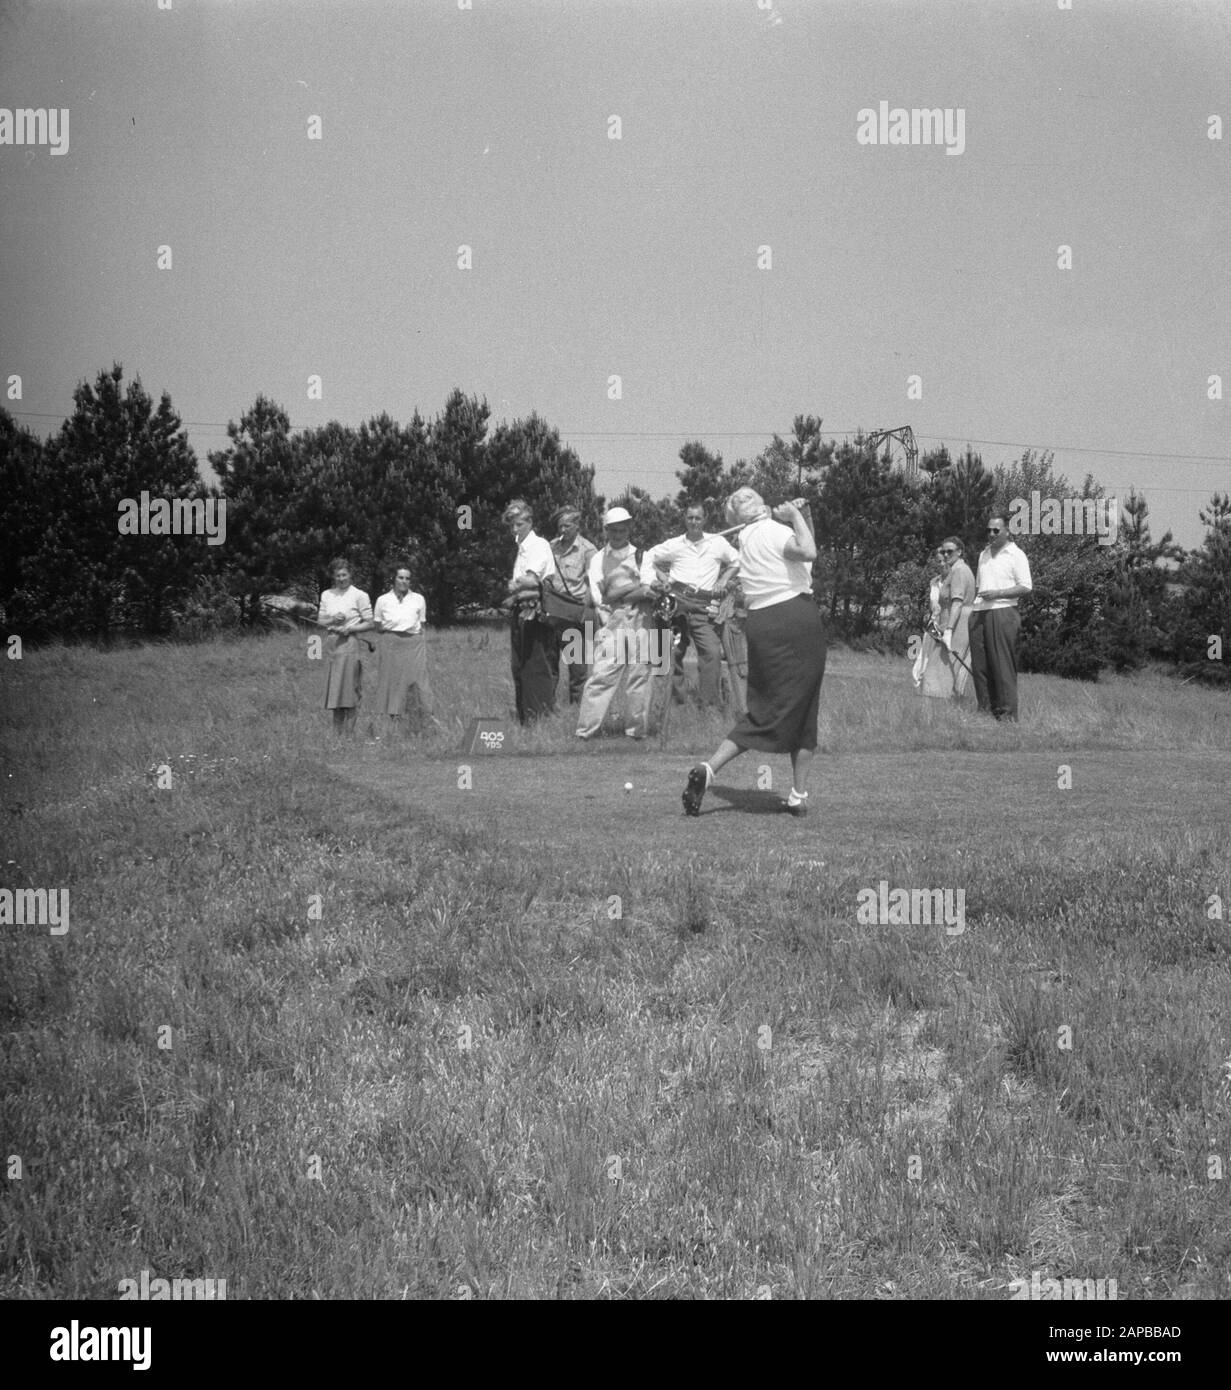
[324,635,364,709]
[727,595,826,753]
[373,632,431,714]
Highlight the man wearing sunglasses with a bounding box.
[969,516,1032,720]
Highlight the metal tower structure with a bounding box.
[867,425,919,480]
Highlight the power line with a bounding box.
[6,406,1228,467]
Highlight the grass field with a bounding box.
[2,627,1230,1299]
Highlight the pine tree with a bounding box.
[916,446,994,559]
[609,485,680,549]
[471,412,600,609]
[815,437,923,635]
[988,449,1122,680]
[1172,492,1231,683]
[0,411,48,623]
[12,364,209,637]
[210,396,307,615]
[1102,489,1177,669]
[350,409,444,600]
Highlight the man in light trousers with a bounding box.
[575,507,661,741]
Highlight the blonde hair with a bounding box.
[725,487,769,527]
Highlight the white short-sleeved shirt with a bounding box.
[973,542,1032,611]
[736,518,814,611]
[640,532,739,591]
[512,530,554,585]
[374,590,426,633]
[318,585,373,629]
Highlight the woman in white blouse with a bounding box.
[683,488,826,818]
[317,558,376,735]
[372,561,432,730]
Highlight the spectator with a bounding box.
[922,538,976,700]
[641,503,740,708]
[372,561,432,731]
[317,558,376,735]
[970,516,1032,720]
[913,552,945,690]
[544,507,598,704]
[503,499,558,724]
[576,507,659,741]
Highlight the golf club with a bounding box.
[924,617,974,681]
[261,596,379,653]
[716,496,815,539]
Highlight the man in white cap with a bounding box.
[575,506,660,740]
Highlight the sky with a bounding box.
[1,0,1228,551]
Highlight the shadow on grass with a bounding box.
[705,785,791,816]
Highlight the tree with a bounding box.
[1170,492,1231,683]
[1016,543,1117,681]
[813,437,923,635]
[430,400,603,618]
[350,409,446,599]
[609,485,680,550]
[675,441,731,513]
[459,411,598,612]
[288,420,366,589]
[915,446,995,559]
[749,413,826,499]
[0,411,48,621]
[918,444,953,477]
[425,390,491,618]
[1102,489,1178,670]
[11,364,210,638]
[987,449,1122,681]
[211,396,308,614]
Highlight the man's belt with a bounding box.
[662,581,726,619]
[666,582,724,603]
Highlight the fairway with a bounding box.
[335,746,1231,861]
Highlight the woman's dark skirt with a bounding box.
[373,631,432,714]
[727,594,826,753]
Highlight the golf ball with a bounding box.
[624,782,633,792]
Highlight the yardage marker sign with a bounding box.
[461,718,509,754]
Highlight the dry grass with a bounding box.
[1,629,1229,1298]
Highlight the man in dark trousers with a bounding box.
[969,515,1033,721]
[641,503,740,708]
[504,499,558,723]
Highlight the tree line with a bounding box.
[1,363,1227,685]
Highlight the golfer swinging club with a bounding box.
[682,488,825,817]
